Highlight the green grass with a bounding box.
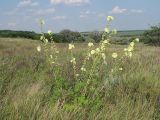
[0,37,160,120]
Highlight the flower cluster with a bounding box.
[124,38,139,57]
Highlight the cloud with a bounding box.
[131,9,143,13]
[109,6,127,14]
[50,0,90,5]
[97,13,106,18]
[36,8,55,15]
[80,10,91,18]
[4,8,19,15]
[8,22,17,27]
[52,16,67,20]
[18,0,39,7]
[31,2,39,6]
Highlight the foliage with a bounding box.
[60,29,85,43]
[0,30,40,40]
[0,17,160,120]
[143,24,160,46]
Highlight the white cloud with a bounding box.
[97,13,106,18]
[131,9,143,13]
[52,16,67,20]
[36,8,55,15]
[8,22,17,27]
[109,6,127,14]
[80,10,91,18]
[18,0,39,7]
[31,2,39,6]
[4,8,19,15]
[80,14,88,18]
[50,0,89,5]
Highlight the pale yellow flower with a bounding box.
[91,50,96,55]
[112,29,117,34]
[107,16,114,22]
[112,53,118,58]
[40,36,44,40]
[81,67,86,72]
[128,46,133,52]
[70,57,76,64]
[135,38,139,42]
[103,40,109,44]
[128,52,132,57]
[104,28,109,33]
[48,30,52,35]
[56,51,59,54]
[101,53,106,60]
[111,69,114,73]
[45,39,48,43]
[37,46,41,52]
[50,55,53,59]
[119,68,123,71]
[124,48,128,51]
[68,44,75,50]
[39,19,45,25]
[88,42,94,47]
[130,42,135,47]
[76,74,79,77]
[96,48,100,53]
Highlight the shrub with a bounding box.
[36,16,140,113]
[143,24,160,46]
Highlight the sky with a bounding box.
[0,0,160,33]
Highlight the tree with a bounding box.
[143,24,160,46]
[60,29,85,43]
[89,31,102,43]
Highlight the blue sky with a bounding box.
[0,0,160,32]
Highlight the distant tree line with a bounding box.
[0,30,40,40]
[1,28,159,45]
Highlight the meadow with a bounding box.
[0,37,160,120]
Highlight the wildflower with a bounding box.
[112,29,117,34]
[107,16,114,22]
[103,40,109,44]
[128,52,132,57]
[39,19,45,25]
[50,55,53,59]
[70,57,76,64]
[40,36,44,40]
[45,39,48,43]
[119,68,123,71]
[104,28,109,33]
[91,50,96,55]
[81,67,86,72]
[128,46,133,52]
[68,44,75,50]
[100,44,105,51]
[112,52,118,58]
[76,74,79,77]
[111,69,114,73]
[124,48,128,51]
[48,30,52,35]
[37,46,41,52]
[96,48,100,53]
[130,42,135,47]
[56,51,59,54]
[101,53,106,60]
[135,38,139,42]
[88,42,94,47]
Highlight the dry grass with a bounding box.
[0,38,160,120]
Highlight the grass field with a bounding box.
[0,37,160,120]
